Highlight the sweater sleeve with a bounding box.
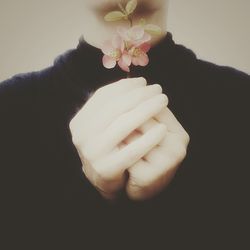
[0,65,86,205]
[0,70,52,202]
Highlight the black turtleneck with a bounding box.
[0,32,249,249]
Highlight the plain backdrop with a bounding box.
[0,0,249,82]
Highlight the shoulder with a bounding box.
[0,67,57,140]
[194,58,250,93]
[0,67,54,107]
[184,57,250,113]
[171,40,250,92]
[199,60,250,121]
[165,39,250,109]
[173,53,250,138]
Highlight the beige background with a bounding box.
[0,0,249,82]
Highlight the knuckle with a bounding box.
[138,77,147,85]
[129,169,154,190]
[71,134,82,148]
[81,142,96,161]
[127,163,172,201]
[69,126,82,148]
[127,183,144,201]
[69,118,75,132]
[70,128,85,150]
[179,145,187,159]
[152,84,163,93]
[184,131,191,144]
[159,93,169,105]
[171,144,187,161]
[179,129,190,145]
[129,177,147,190]
[127,176,154,201]
[93,164,115,184]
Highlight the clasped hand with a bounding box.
[69,77,190,200]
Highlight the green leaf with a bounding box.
[104,11,126,21]
[118,3,126,14]
[126,0,138,15]
[139,18,147,26]
[144,24,162,35]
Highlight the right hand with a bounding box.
[69,77,168,199]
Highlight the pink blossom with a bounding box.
[117,25,151,47]
[101,25,152,72]
[101,34,131,72]
[128,42,151,67]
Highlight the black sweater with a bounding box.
[1,32,249,249]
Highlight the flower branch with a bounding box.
[101,0,162,74]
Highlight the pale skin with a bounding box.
[82,0,169,49]
[69,0,190,200]
[70,78,190,200]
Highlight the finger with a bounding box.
[144,131,187,172]
[132,117,168,147]
[127,107,189,146]
[70,78,148,143]
[127,133,187,200]
[84,77,147,110]
[124,117,170,146]
[86,94,168,160]
[121,119,157,159]
[117,130,140,149]
[127,150,177,200]
[93,123,167,179]
[137,107,190,147]
[81,144,128,198]
[155,108,190,144]
[92,167,128,199]
[126,159,156,200]
[92,84,163,133]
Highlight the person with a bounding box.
[0,0,249,249]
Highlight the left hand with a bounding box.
[120,107,190,200]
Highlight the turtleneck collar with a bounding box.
[75,31,177,73]
[53,31,197,101]
[77,31,175,55]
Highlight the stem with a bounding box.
[128,17,133,27]
[126,47,133,78]
[127,16,133,78]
